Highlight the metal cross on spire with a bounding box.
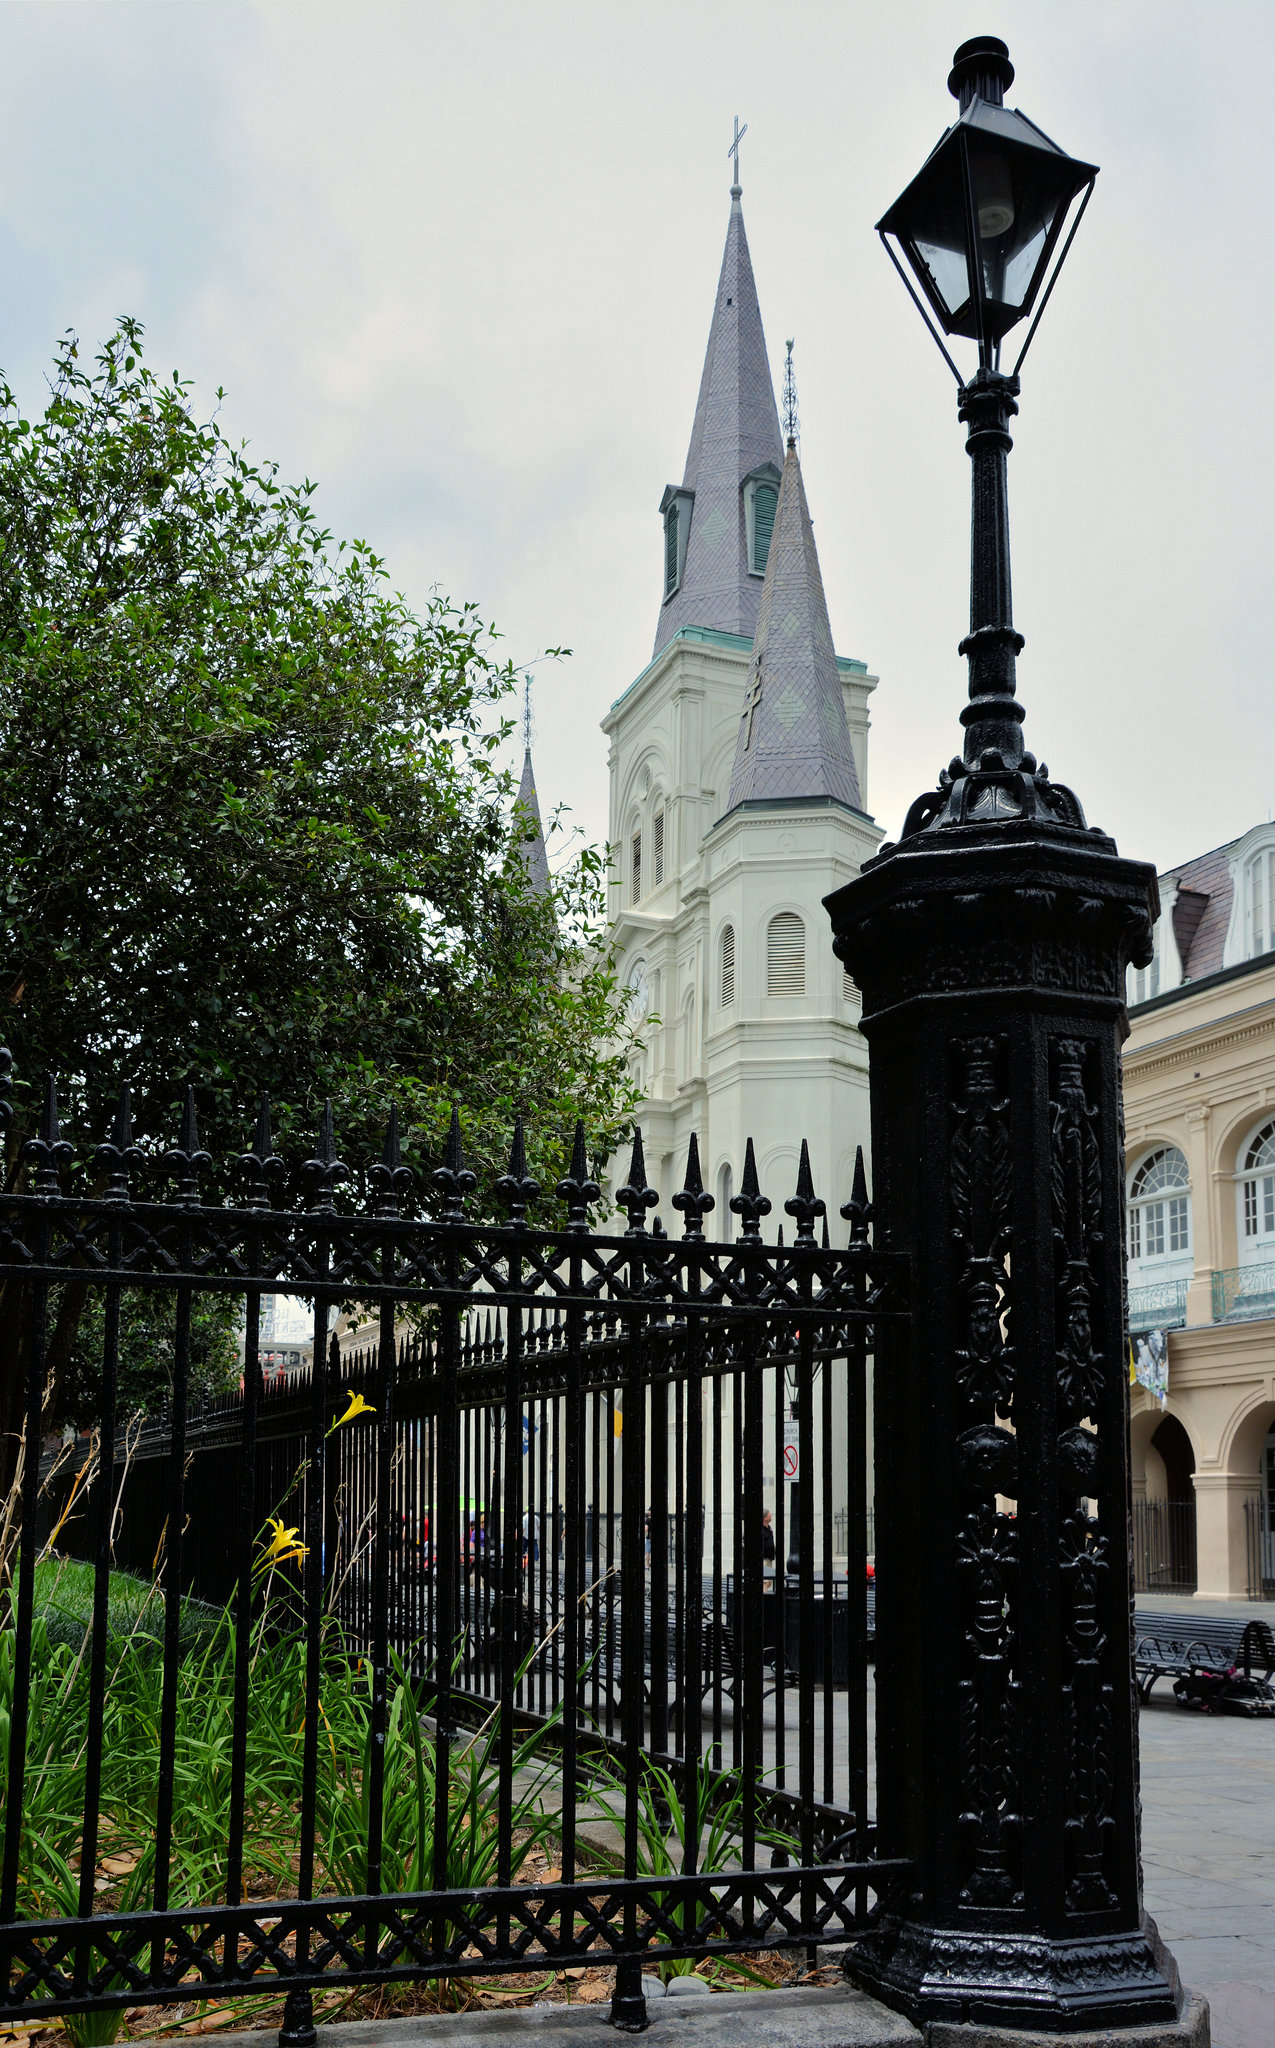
[522,675,534,753]
[727,114,747,196]
[782,338,800,448]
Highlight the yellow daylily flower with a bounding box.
[259,1516,309,1571]
[332,1389,376,1431]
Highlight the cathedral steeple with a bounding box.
[724,434,862,813]
[512,681,554,917]
[653,166,783,656]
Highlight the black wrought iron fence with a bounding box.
[1131,1498,1197,1597]
[1,1077,908,2042]
[1245,1494,1275,1601]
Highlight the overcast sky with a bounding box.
[2,0,1271,878]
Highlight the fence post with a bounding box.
[826,784,1188,2028]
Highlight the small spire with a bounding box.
[556,1119,600,1233]
[727,113,748,198]
[785,1138,826,1243]
[724,437,862,813]
[496,1114,540,1224]
[513,742,554,914]
[672,1132,715,1240]
[782,339,799,449]
[730,1137,772,1240]
[617,1125,659,1236]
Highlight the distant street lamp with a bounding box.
[826,39,1190,2035]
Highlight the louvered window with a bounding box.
[653,810,665,887]
[664,505,679,595]
[720,925,735,1006]
[752,484,778,574]
[843,964,859,1003]
[631,832,642,903]
[767,912,805,996]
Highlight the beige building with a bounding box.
[1124,824,1275,1600]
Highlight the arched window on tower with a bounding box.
[1128,1148,1191,1268]
[720,925,736,1006]
[1238,1120,1275,1264]
[767,912,805,996]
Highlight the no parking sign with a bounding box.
[782,1419,799,1482]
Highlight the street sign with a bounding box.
[782,1419,799,1481]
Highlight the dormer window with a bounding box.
[1245,845,1275,959]
[743,464,782,578]
[659,486,694,600]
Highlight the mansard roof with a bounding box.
[723,440,863,814]
[652,193,782,656]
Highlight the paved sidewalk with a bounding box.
[1139,1647,1275,2048]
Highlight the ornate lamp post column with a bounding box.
[826,39,1199,2037]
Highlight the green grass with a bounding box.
[32,1556,223,1659]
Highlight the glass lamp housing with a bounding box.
[878,99,1096,345]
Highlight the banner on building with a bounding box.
[1130,1328,1169,1408]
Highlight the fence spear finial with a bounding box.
[785,1138,826,1242]
[730,1136,771,1239]
[433,1104,475,1221]
[27,1073,73,1194]
[496,1113,540,1224]
[617,1124,659,1236]
[672,1131,714,1240]
[239,1095,284,1210]
[556,1118,600,1233]
[96,1082,141,1204]
[166,1086,212,1207]
[303,1099,350,1213]
[841,1144,873,1247]
[370,1102,414,1218]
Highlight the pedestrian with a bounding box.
[761,1507,776,1587]
[644,1509,652,1569]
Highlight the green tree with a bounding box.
[0,321,637,1447]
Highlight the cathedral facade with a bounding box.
[603,180,881,1225]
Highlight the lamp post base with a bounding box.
[922,1991,1209,2048]
[844,1913,1191,2037]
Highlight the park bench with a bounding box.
[1133,1607,1275,1714]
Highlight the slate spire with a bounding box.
[513,747,552,902]
[724,437,862,812]
[653,190,783,656]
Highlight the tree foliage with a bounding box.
[0,321,639,1441]
[0,320,637,1192]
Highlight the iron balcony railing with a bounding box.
[1126,1278,1189,1333]
[1211,1262,1275,1323]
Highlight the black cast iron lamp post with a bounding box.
[877,35,1098,831]
[823,35,1195,2041]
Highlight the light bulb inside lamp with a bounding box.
[974,152,1015,238]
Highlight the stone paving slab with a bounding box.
[197,1987,920,2048]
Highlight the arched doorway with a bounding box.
[1133,1412,1197,1594]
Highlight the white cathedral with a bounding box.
[601,173,882,1226]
